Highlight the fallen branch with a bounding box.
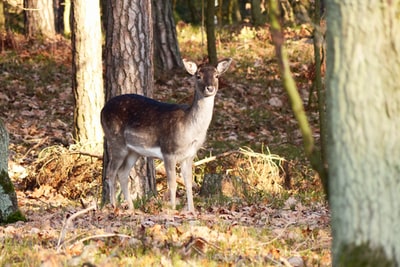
[262,221,296,246]
[77,233,133,244]
[56,203,97,252]
[194,150,237,166]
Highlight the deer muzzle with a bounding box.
[204,86,217,96]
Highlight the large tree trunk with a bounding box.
[0,119,24,223]
[152,0,182,75]
[103,0,156,206]
[326,0,400,265]
[24,0,56,38]
[71,0,104,155]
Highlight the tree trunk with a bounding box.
[24,0,56,39]
[152,0,182,75]
[186,0,199,24]
[227,0,241,24]
[0,119,25,223]
[103,0,156,206]
[0,0,5,32]
[63,0,71,36]
[216,0,222,25]
[326,0,400,265]
[251,0,264,26]
[279,0,294,26]
[205,0,217,65]
[71,0,104,155]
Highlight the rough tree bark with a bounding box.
[24,0,56,38]
[326,0,400,265]
[152,0,183,75]
[103,0,156,206]
[71,0,104,155]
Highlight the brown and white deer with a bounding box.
[101,58,232,212]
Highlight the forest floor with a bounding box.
[0,24,331,266]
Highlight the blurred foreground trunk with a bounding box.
[0,119,25,223]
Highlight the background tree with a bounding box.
[103,0,156,206]
[251,0,264,26]
[205,0,217,64]
[71,0,104,155]
[186,0,199,24]
[152,0,183,75]
[62,0,71,35]
[326,0,400,265]
[227,0,242,24]
[269,0,327,195]
[54,0,71,36]
[24,0,56,38]
[0,119,25,223]
[0,0,5,32]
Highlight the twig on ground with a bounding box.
[56,203,97,252]
[22,136,49,160]
[77,233,133,244]
[75,151,103,159]
[194,150,237,166]
[262,221,296,245]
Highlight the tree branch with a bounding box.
[268,0,328,197]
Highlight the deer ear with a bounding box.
[183,59,198,76]
[216,58,232,75]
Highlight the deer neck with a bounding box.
[186,89,215,132]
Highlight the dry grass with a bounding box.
[25,145,102,200]
[236,146,285,193]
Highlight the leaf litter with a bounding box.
[0,26,330,266]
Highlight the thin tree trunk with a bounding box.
[216,0,222,25]
[0,0,5,32]
[187,0,198,24]
[251,0,263,26]
[63,0,71,36]
[313,0,327,192]
[71,0,104,154]
[206,0,217,65]
[228,0,241,24]
[269,0,327,193]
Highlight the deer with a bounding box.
[101,58,232,212]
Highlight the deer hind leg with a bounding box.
[105,149,128,208]
[117,152,139,210]
[181,157,195,212]
[164,157,178,209]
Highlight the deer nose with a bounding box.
[205,86,216,95]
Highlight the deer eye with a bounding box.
[196,74,201,79]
